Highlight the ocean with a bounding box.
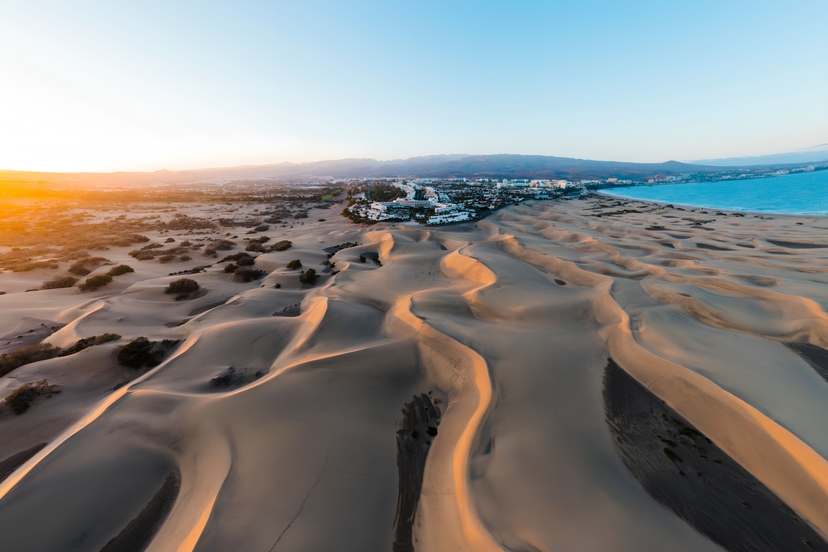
[603,170,828,216]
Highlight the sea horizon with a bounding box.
[603,170,828,217]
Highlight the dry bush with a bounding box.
[270,240,292,252]
[116,337,180,369]
[286,259,302,269]
[234,267,266,282]
[0,343,62,378]
[165,278,199,294]
[11,260,59,272]
[59,333,121,356]
[4,379,61,415]
[158,254,176,263]
[108,264,134,276]
[79,274,113,291]
[41,275,78,290]
[299,268,318,285]
[68,264,92,276]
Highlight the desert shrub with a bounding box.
[108,264,134,276]
[359,254,366,263]
[180,255,191,261]
[11,260,59,272]
[165,278,199,294]
[224,263,238,273]
[271,240,292,252]
[299,268,318,285]
[79,274,113,291]
[246,241,265,252]
[158,254,175,263]
[180,240,192,247]
[59,333,121,356]
[294,212,308,219]
[111,237,134,247]
[116,337,180,369]
[68,263,92,276]
[142,243,164,250]
[286,259,302,269]
[165,237,176,243]
[129,250,154,261]
[4,379,61,415]
[253,224,269,232]
[203,246,217,257]
[220,252,254,264]
[0,343,62,378]
[42,275,78,289]
[234,267,266,283]
[213,239,235,250]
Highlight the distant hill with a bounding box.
[694,144,828,167]
[0,154,722,187]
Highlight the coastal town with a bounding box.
[341,178,585,224]
[338,161,828,225]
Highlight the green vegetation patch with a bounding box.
[78,273,113,291]
[108,264,134,276]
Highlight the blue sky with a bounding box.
[1,1,826,171]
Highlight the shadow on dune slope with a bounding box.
[603,358,828,551]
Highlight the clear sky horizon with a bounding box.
[1,1,826,172]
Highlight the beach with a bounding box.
[2,195,828,551]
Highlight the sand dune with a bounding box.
[2,197,828,551]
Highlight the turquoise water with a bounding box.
[603,170,828,216]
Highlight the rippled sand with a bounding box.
[2,196,828,551]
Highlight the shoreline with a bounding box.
[595,190,828,219]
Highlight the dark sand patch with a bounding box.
[272,303,302,317]
[0,443,46,483]
[209,366,264,389]
[695,242,734,251]
[99,471,181,552]
[767,239,828,249]
[734,274,780,287]
[188,298,230,317]
[786,343,828,384]
[603,358,827,551]
[393,393,441,552]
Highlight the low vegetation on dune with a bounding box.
[271,240,292,251]
[286,259,302,269]
[3,379,61,415]
[59,333,121,356]
[165,278,200,294]
[78,273,113,291]
[107,264,134,276]
[115,337,181,369]
[245,236,270,252]
[68,256,109,276]
[0,333,124,378]
[219,251,255,265]
[0,343,61,378]
[233,267,266,282]
[41,275,78,290]
[299,268,318,285]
